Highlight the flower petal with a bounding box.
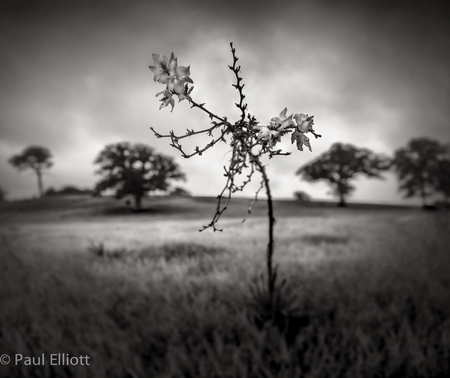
[151,53,164,65]
[294,113,314,133]
[177,65,191,77]
[168,53,177,73]
[279,107,288,120]
[167,79,186,94]
[270,117,281,127]
[291,130,312,151]
[156,90,175,112]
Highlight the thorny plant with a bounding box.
[149,43,321,315]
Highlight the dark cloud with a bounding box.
[1,0,449,201]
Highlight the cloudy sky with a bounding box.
[1,0,449,203]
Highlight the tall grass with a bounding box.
[0,210,449,377]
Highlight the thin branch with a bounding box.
[150,122,227,140]
[189,98,228,124]
[242,175,264,223]
[229,42,247,123]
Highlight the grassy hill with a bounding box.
[1,193,448,377]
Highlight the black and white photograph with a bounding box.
[1,0,449,376]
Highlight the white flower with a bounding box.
[291,130,312,152]
[150,52,194,95]
[149,53,176,85]
[270,108,295,131]
[254,125,281,148]
[156,90,175,112]
[294,113,314,133]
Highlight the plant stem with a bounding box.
[255,159,275,307]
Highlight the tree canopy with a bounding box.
[296,143,390,206]
[392,138,449,206]
[93,142,186,210]
[8,146,53,198]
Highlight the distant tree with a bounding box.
[44,187,56,196]
[297,143,390,207]
[93,142,185,210]
[392,138,447,207]
[45,185,93,196]
[293,190,311,202]
[169,187,192,197]
[8,146,53,198]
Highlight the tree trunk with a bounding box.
[36,168,43,198]
[420,182,427,207]
[134,194,142,211]
[336,178,346,207]
[338,191,346,207]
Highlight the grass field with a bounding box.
[0,195,449,377]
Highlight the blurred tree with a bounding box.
[169,187,192,197]
[392,138,447,207]
[44,185,93,196]
[296,143,390,207]
[8,146,53,198]
[293,190,311,202]
[93,142,185,210]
